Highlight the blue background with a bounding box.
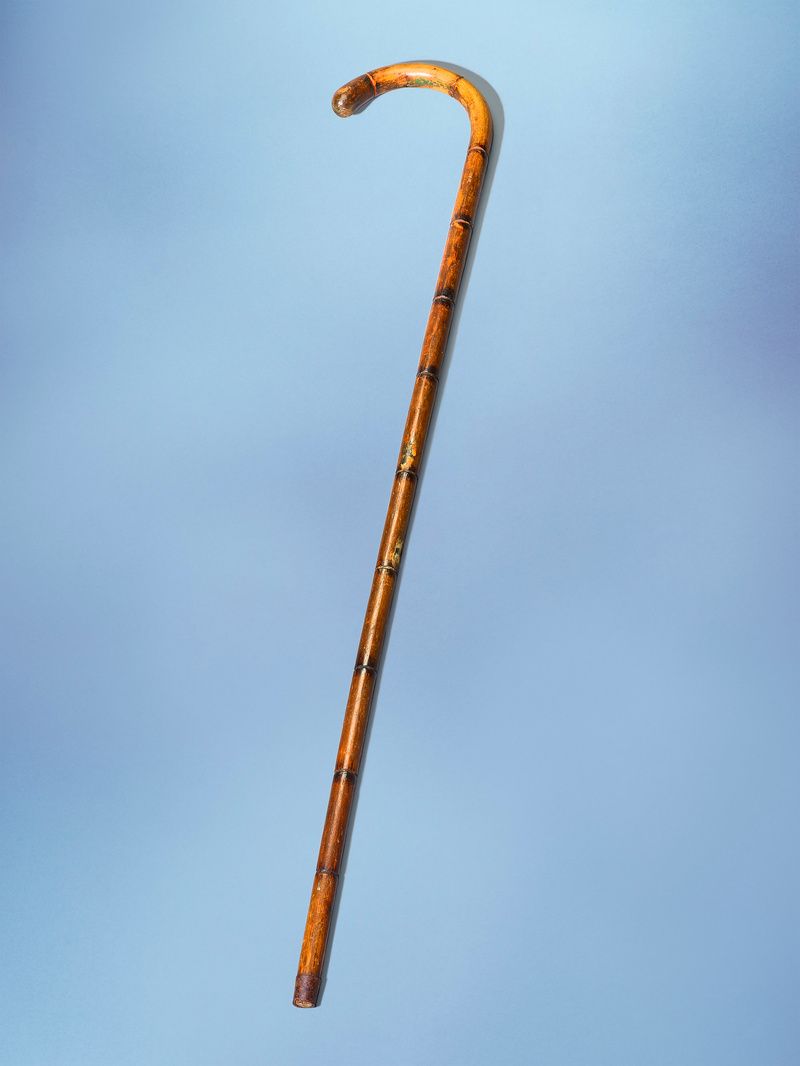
[2,2,798,1063]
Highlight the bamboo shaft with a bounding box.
[294,63,492,1008]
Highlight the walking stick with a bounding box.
[293,62,493,1008]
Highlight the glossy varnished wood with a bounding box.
[294,62,492,1008]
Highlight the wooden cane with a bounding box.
[293,62,492,1008]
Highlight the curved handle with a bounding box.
[332,62,493,153]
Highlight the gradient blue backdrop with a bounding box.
[2,2,798,1063]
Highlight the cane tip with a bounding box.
[332,74,375,118]
[293,972,321,1008]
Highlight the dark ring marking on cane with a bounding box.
[353,662,377,675]
[417,367,439,382]
[394,468,418,482]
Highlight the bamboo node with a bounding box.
[394,468,418,482]
[333,768,358,781]
[417,365,440,382]
[354,662,377,675]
